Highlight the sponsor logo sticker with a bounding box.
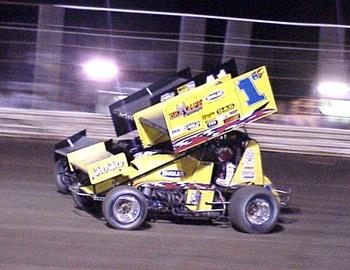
[133,151,158,158]
[251,68,264,80]
[242,149,256,180]
[92,161,125,179]
[171,126,184,136]
[185,121,200,131]
[117,112,133,120]
[169,100,203,119]
[160,92,176,102]
[223,114,239,124]
[206,90,224,102]
[217,103,235,114]
[160,170,185,178]
[206,119,218,128]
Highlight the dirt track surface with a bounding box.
[0,137,349,270]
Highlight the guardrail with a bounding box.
[1,108,350,157]
[0,108,116,140]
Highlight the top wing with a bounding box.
[133,66,277,153]
[108,59,238,138]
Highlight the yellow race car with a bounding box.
[54,60,290,234]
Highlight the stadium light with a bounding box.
[83,59,118,82]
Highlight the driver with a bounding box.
[214,147,236,187]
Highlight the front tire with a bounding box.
[102,186,148,230]
[228,186,280,234]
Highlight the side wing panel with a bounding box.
[168,66,277,153]
[133,65,277,153]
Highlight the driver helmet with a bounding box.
[217,147,233,162]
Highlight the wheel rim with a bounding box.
[112,195,141,224]
[246,198,271,225]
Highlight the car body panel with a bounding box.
[133,66,277,153]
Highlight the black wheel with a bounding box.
[228,186,280,234]
[71,183,96,211]
[55,159,72,194]
[102,186,148,230]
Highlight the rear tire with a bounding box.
[71,183,95,211]
[228,186,280,234]
[102,186,148,230]
[55,159,72,194]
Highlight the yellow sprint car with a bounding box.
[54,59,290,234]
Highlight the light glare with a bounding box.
[317,81,350,99]
[320,99,350,117]
[83,59,118,81]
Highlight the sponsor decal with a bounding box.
[202,112,216,121]
[251,68,264,81]
[223,114,240,124]
[188,190,201,206]
[242,170,255,179]
[217,103,235,114]
[206,90,224,102]
[242,149,255,180]
[172,108,273,153]
[206,119,218,128]
[245,149,255,159]
[117,112,133,120]
[133,151,158,158]
[160,170,185,178]
[172,121,200,136]
[177,81,196,94]
[217,110,239,122]
[171,126,184,137]
[139,182,213,190]
[160,92,176,102]
[185,121,200,131]
[92,161,125,179]
[169,100,203,119]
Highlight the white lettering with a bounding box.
[92,161,125,179]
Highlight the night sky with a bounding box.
[1,0,349,108]
[2,0,347,24]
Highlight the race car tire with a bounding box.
[72,187,95,211]
[55,158,72,194]
[103,186,148,230]
[228,186,280,234]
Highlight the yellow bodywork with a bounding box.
[132,155,213,186]
[231,140,264,186]
[65,137,273,213]
[186,189,215,211]
[62,65,279,211]
[66,142,130,191]
[133,66,277,153]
